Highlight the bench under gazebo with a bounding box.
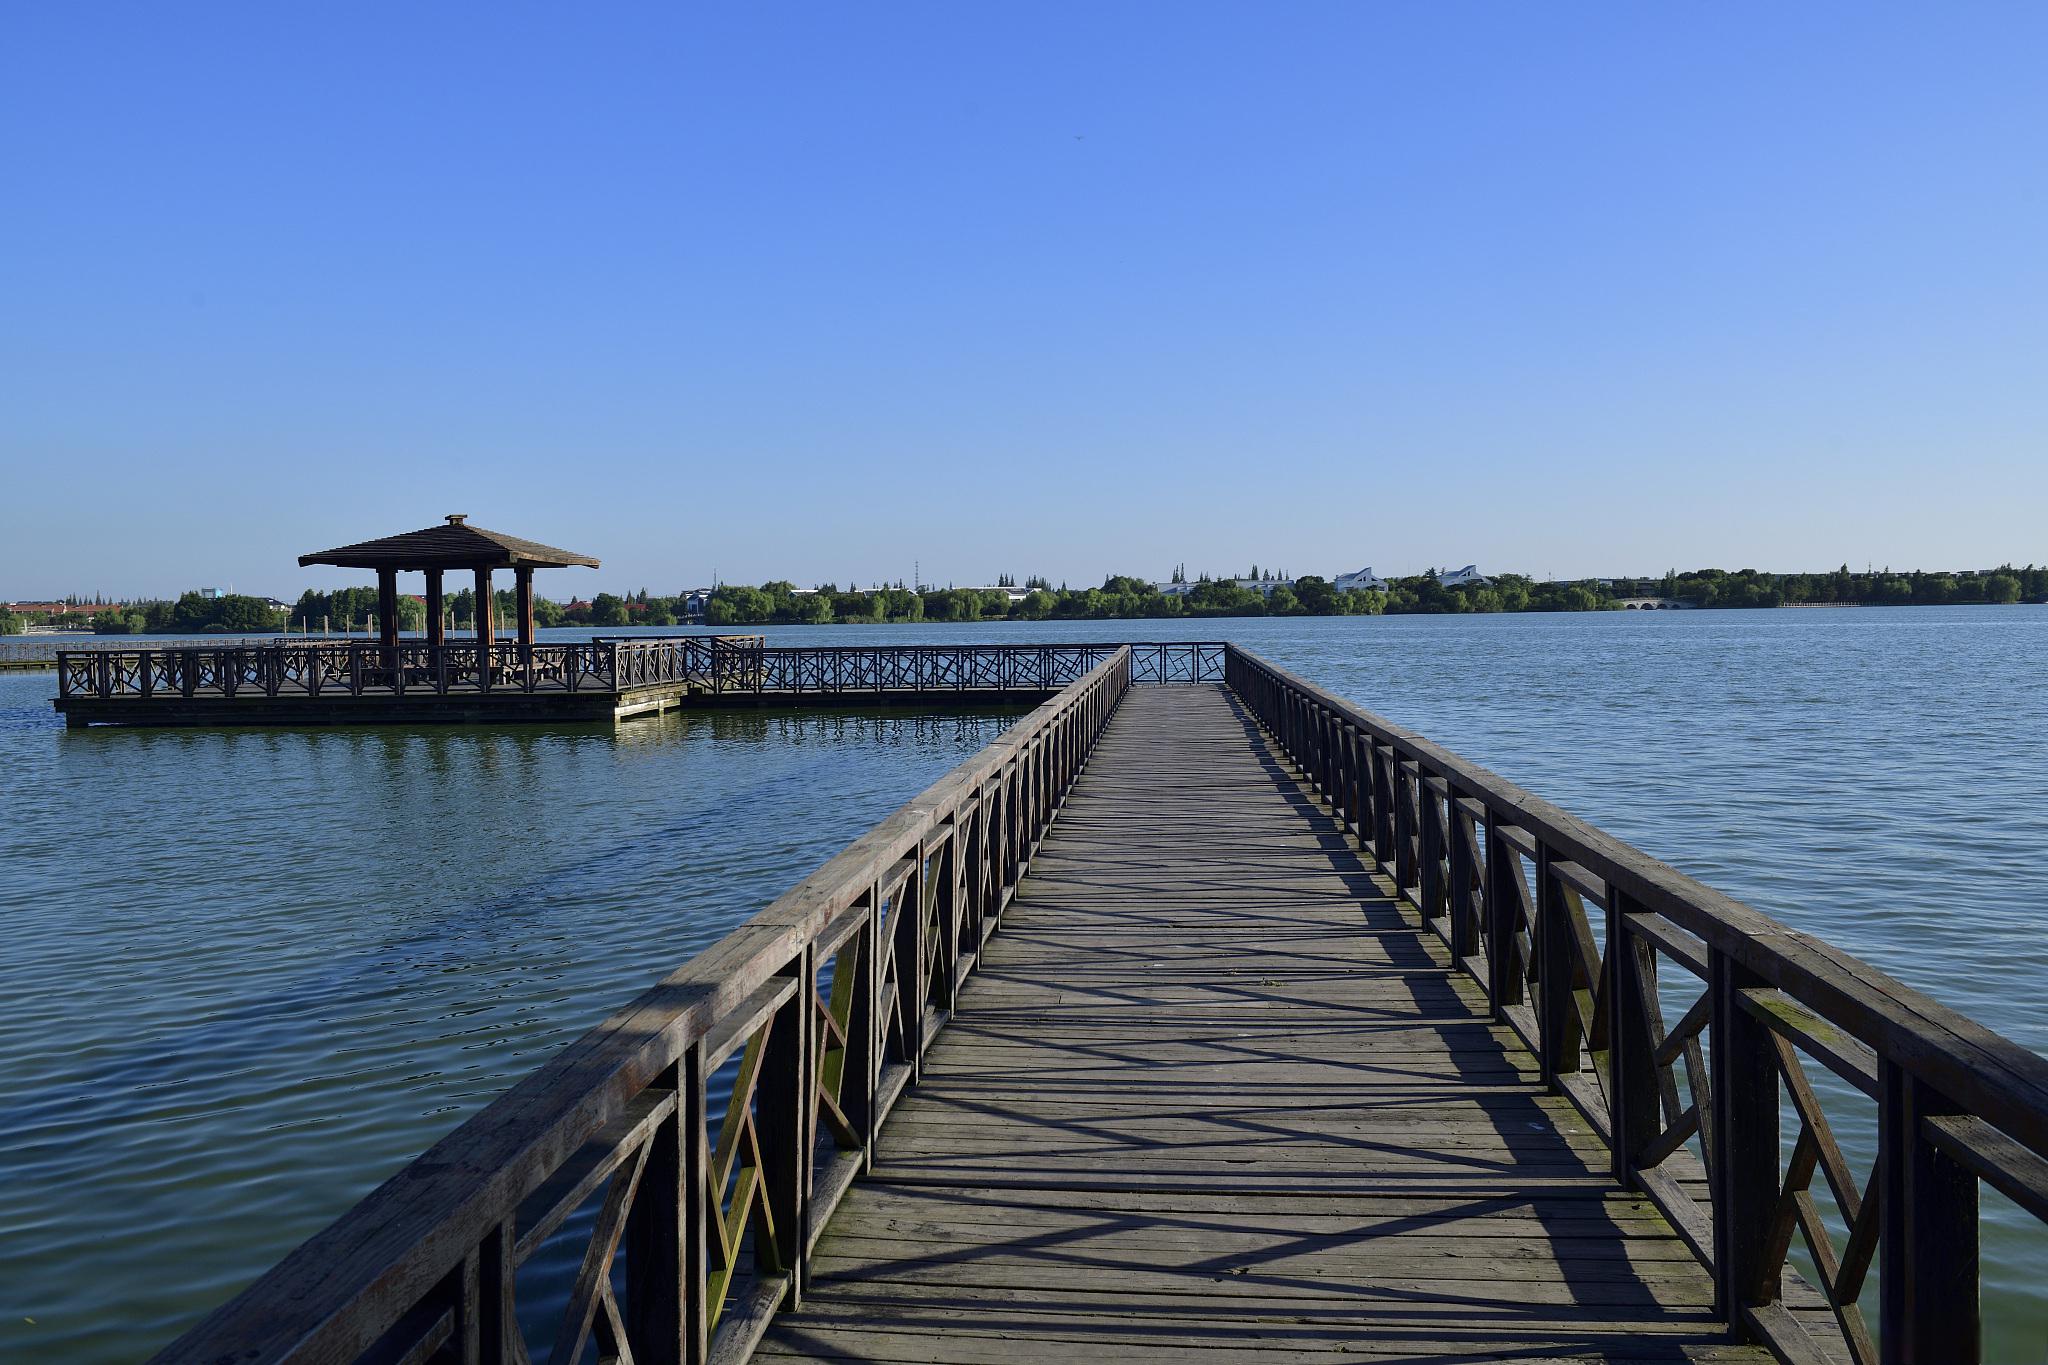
[299,514,600,650]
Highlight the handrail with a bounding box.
[150,647,1132,1365]
[688,641,1225,695]
[1224,644,2048,1365]
[55,639,1225,703]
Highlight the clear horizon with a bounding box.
[8,552,2042,607]
[5,4,2045,598]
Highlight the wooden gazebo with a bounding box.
[299,515,599,650]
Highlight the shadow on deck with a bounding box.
[761,685,1799,1363]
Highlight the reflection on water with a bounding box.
[3,606,2045,1357]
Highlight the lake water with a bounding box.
[3,607,2044,1359]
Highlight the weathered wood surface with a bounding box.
[761,685,1806,1363]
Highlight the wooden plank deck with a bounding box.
[760,684,1779,1363]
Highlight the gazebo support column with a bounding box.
[474,568,495,647]
[377,569,399,648]
[425,569,445,648]
[475,567,495,686]
[516,567,535,653]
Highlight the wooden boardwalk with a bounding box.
[761,685,1771,1363]
[153,647,2040,1365]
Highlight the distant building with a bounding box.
[1154,576,1296,597]
[1154,570,1392,597]
[6,601,105,619]
[1436,565,1490,588]
[1334,568,1387,594]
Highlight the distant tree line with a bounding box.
[0,608,22,636]
[285,586,700,632]
[47,564,2045,638]
[693,564,2047,624]
[1605,565,2046,609]
[692,572,1617,624]
[92,592,286,634]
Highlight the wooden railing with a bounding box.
[686,641,1225,695]
[1225,646,2048,1365]
[56,639,1223,703]
[53,638,771,701]
[150,648,1131,1365]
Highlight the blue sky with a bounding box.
[4,4,2044,599]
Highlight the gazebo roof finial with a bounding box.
[446,513,467,525]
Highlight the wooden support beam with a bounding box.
[516,566,535,652]
[376,568,398,647]
[1711,949,1780,1329]
[424,569,444,649]
[474,567,494,648]
[1881,1061,1981,1361]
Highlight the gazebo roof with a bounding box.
[299,515,600,571]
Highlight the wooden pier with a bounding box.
[149,647,2048,1365]
[762,684,1795,1362]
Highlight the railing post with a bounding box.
[844,902,881,1165]
[1328,720,1349,829]
[1392,760,1417,894]
[1879,1062,1980,1363]
[956,808,980,959]
[1535,844,1571,1085]
[932,835,959,1013]
[1326,716,1342,803]
[892,864,925,1082]
[1483,811,1519,1014]
[625,1056,690,1365]
[473,1220,518,1365]
[1607,889,1656,1186]
[1447,793,1476,959]
[1419,782,1445,931]
[757,950,812,1304]
[1709,948,1779,1333]
[1372,744,1396,868]
[1351,728,1373,852]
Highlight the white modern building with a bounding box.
[1436,565,1490,588]
[1334,568,1387,593]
